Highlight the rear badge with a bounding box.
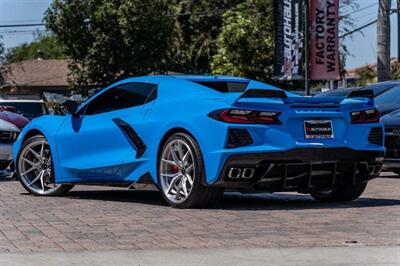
[304,120,334,139]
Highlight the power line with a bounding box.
[0,23,45,28]
[353,10,377,21]
[340,10,396,39]
[0,30,47,34]
[0,6,259,29]
[343,3,378,18]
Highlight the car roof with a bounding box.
[316,81,400,97]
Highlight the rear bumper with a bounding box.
[215,148,383,192]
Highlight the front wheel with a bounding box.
[16,135,73,196]
[310,182,367,203]
[158,133,223,208]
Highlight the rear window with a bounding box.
[193,81,248,93]
[0,102,47,119]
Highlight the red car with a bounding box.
[0,106,30,129]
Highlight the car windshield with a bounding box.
[0,102,47,119]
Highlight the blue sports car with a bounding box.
[13,75,384,208]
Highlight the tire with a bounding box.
[310,182,368,203]
[158,132,223,208]
[16,134,73,196]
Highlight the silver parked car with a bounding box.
[0,119,20,171]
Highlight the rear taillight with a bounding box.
[208,109,281,124]
[350,109,380,124]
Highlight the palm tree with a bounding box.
[377,0,392,82]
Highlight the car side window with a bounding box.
[83,83,157,115]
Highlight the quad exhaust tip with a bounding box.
[242,168,255,179]
[228,167,255,179]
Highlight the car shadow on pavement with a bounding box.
[64,188,400,211]
[66,189,169,206]
[217,192,400,211]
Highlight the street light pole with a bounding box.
[304,0,310,96]
[397,0,400,62]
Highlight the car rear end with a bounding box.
[381,110,400,174]
[207,89,384,193]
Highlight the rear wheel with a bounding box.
[310,182,367,202]
[158,133,223,208]
[16,135,73,196]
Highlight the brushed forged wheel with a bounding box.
[17,135,73,196]
[158,133,223,208]
[160,137,195,204]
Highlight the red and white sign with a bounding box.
[310,0,340,80]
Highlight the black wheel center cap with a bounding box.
[181,168,186,175]
[41,164,48,170]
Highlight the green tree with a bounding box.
[211,0,359,88]
[7,34,67,63]
[355,65,376,86]
[45,0,174,91]
[211,0,273,81]
[0,37,7,86]
[168,0,244,74]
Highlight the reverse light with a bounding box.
[350,109,380,124]
[208,109,281,124]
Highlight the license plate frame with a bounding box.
[304,120,334,139]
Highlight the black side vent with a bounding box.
[227,129,253,148]
[368,127,383,146]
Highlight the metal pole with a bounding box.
[398,0,400,62]
[304,0,310,95]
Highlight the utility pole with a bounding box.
[304,0,310,96]
[377,0,392,82]
[397,0,400,62]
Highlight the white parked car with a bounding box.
[0,119,19,171]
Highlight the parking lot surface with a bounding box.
[0,174,399,253]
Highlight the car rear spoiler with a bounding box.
[229,88,375,108]
[347,90,374,99]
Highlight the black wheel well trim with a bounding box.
[22,129,44,143]
[157,127,210,187]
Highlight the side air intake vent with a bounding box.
[227,129,253,148]
[368,127,383,146]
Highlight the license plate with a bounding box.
[304,120,333,139]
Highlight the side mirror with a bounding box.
[61,100,79,116]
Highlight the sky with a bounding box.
[0,0,398,70]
